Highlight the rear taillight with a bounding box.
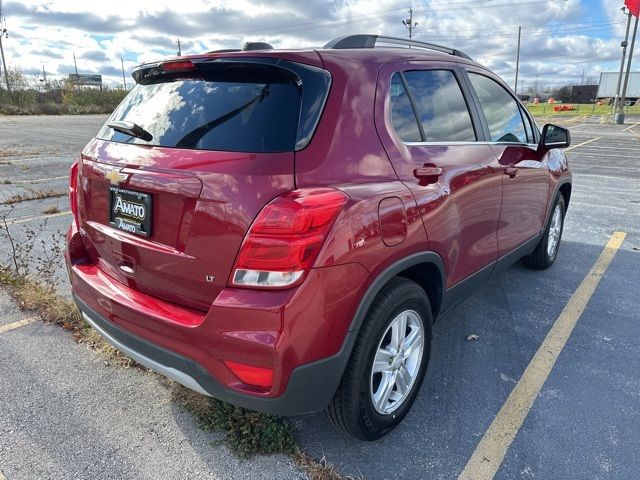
[69,162,79,220]
[230,188,349,288]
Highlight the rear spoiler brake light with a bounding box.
[132,60,196,83]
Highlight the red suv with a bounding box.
[66,35,572,440]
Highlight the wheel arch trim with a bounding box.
[347,251,446,334]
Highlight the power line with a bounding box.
[414,19,627,35]
[416,22,626,40]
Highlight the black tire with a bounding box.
[324,277,432,440]
[521,194,566,270]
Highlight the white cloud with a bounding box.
[0,0,636,89]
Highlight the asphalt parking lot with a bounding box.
[1,114,639,479]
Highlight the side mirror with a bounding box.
[539,124,571,150]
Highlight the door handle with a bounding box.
[504,167,518,179]
[413,166,444,180]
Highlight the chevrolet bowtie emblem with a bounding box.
[105,169,128,185]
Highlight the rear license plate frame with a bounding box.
[109,186,152,237]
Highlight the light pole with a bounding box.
[618,12,639,124]
[614,7,633,123]
[514,26,521,94]
[121,56,127,90]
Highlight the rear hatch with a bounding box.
[76,56,330,311]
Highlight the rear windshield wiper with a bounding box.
[107,121,153,142]
[174,85,271,148]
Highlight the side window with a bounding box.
[468,73,527,143]
[390,74,421,142]
[403,70,476,142]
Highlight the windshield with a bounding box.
[97,71,300,153]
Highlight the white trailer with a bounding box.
[597,71,640,105]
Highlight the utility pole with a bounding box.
[73,51,78,74]
[42,64,46,82]
[402,7,418,39]
[176,38,182,56]
[121,56,127,90]
[614,7,632,123]
[0,0,10,91]
[618,13,639,124]
[0,27,8,91]
[514,26,521,94]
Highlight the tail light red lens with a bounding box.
[223,360,273,389]
[69,161,79,220]
[161,60,196,72]
[231,188,348,288]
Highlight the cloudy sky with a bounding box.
[0,0,636,90]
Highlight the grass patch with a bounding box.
[175,385,296,458]
[2,189,67,204]
[525,102,640,118]
[175,384,349,479]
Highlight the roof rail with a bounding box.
[323,34,472,61]
[207,49,242,54]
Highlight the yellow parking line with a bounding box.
[459,231,626,480]
[565,137,601,151]
[622,122,640,132]
[3,210,72,226]
[0,317,39,334]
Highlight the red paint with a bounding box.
[67,46,571,405]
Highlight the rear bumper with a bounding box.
[66,224,370,415]
[74,295,357,415]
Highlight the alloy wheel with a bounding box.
[370,309,425,415]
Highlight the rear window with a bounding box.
[97,69,302,153]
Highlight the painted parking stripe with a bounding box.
[565,137,601,151]
[3,210,72,226]
[622,121,640,132]
[11,175,68,184]
[0,317,38,334]
[459,231,626,480]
